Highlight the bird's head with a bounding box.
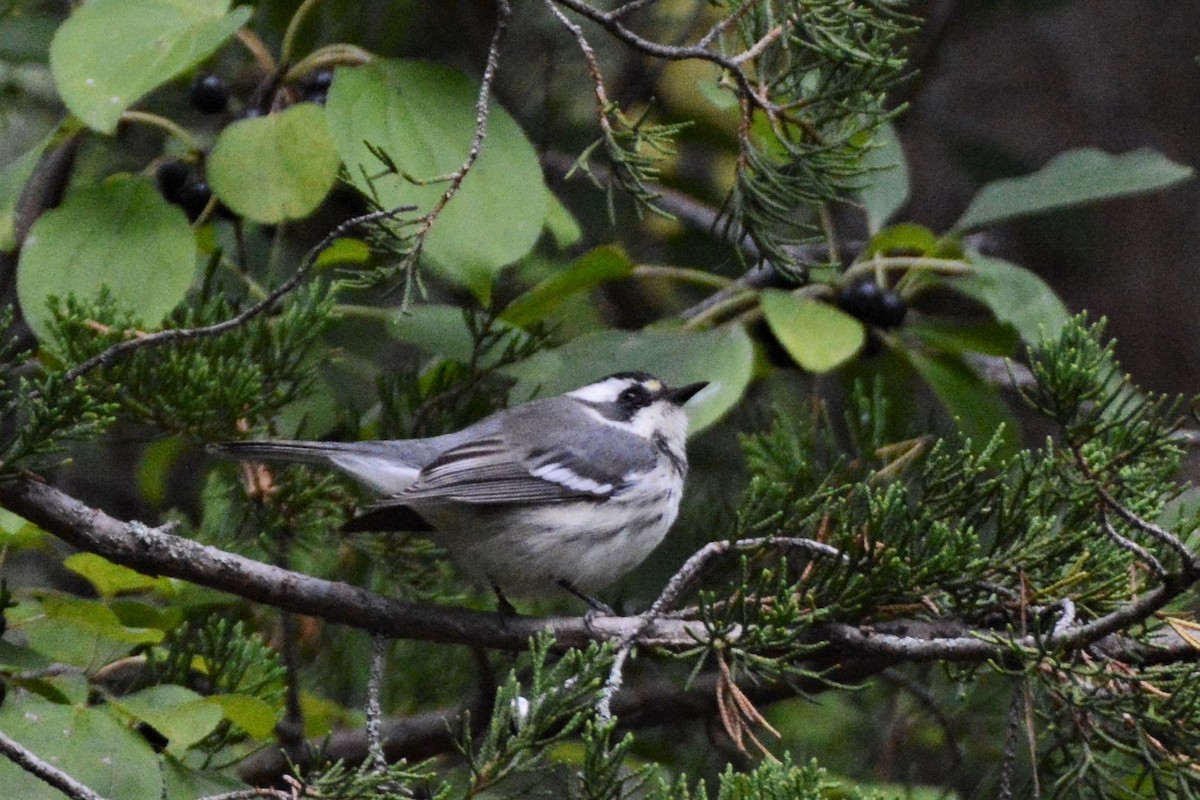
[568,372,709,442]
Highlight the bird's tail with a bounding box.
[210,440,361,466]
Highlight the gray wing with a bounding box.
[392,399,659,506]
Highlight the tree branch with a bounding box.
[0,729,107,800]
[0,476,704,651]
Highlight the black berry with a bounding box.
[190,73,229,114]
[155,159,190,203]
[875,290,908,329]
[302,69,334,93]
[177,180,213,222]
[836,279,907,329]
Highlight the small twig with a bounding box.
[1074,446,1200,574]
[1100,512,1166,578]
[997,681,1022,800]
[401,0,512,266]
[879,669,964,768]
[366,634,390,772]
[0,730,107,800]
[57,205,413,386]
[598,536,844,719]
[730,22,787,67]
[199,789,293,800]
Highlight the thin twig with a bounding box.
[0,730,107,800]
[1100,512,1166,578]
[366,634,390,772]
[58,206,414,386]
[400,0,512,269]
[598,536,844,719]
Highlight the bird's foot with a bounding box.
[557,579,614,616]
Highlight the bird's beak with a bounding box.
[665,381,709,406]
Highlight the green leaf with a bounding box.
[953,147,1194,231]
[859,120,909,234]
[208,103,341,223]
[386,304,483,362]
[503,325,753,434]
[500,246,634,328]
[23,597,163,667]
[862,222,938,258]
[0,508,45,549]
[315,237,371,269]
[0,695,162,800]
[760,290,865,373]
[16,174,197,343]
[951,253,1071,344]
[905,319,1019,357]
[111,685,224,751]
[209,693,278,738]
[0,639,52,672]
[64,553,165,598]
[49,0,252,133]
[544,193,583,249]
[902,348,1020,459]
[326,59,548,300]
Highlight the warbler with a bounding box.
[214,372,708,606]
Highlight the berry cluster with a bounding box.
[836,279,907,329]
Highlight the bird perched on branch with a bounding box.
[214,372,709,610]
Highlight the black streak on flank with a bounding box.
[653,433,686,475]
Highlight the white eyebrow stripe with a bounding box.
[530,463,613,494]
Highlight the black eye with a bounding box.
[618,384,652,410]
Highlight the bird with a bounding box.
[213,372,709,609]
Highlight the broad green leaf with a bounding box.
[859,121,909,234]
[385,304,486,362]
[110,599,183,631]
[903,348,1020,459]
[208,103,341,222]
[500,245,634,328]
[905,319,1019,358]
[111,685,224,751]
[315,237,371,269]
[40,596,164,644]
[503,325,753,434]
[544,193,583,249]
[0,638,52,671]
[326,60,548,301]
[64,553,163,598]
[161,756,243,798]
[17,174,197,343]
[0,695,162,800]
[209,693,278,738]
[760,290,865,373]
[954,147,1193,231]
[49,0,252,133]
[0,507,45,548]
[952,253,1070,344]
[862,222,938,258]
[135,436,186,507]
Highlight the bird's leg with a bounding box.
[491,583,517,617]
[557,579,614,616]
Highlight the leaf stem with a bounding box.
[119,111,200,151]
[632,265,734,290]
[280,0,327,66]
[681,289,757,331]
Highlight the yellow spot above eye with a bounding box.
[646,380,663,392]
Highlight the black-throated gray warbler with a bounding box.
[215,372,708,604]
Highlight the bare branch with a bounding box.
[0,730,108,800]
